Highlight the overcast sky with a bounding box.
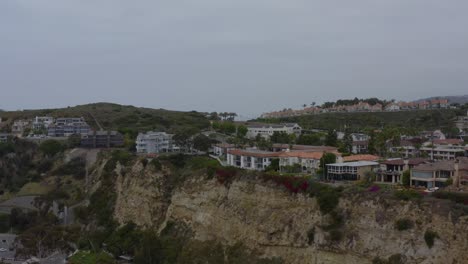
[1,0,468,118]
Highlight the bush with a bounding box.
[54,157,86,179]
[401,170,410,187]
[150,159,162,171]
[307,227,315,245]
[316,187,341,215]
[388,254,405,264]
[394,189,422,201]
[39,140,64,156]
[395,218,414,231]
[424,230,439,248]
[433,191,468,204]
[329,229,343,242]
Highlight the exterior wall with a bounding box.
[246,124,301,139]
[136,132,177,154]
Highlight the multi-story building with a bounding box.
[246,123,302,139]
[279,151,324,174]
[376,158,427,184]
[12,120,31,137]
[136,131,178,154]
[271,144,338,153]
[351,133,370,154]
[0,133,9,143]
[420,139,465,160]
[212,143,236,157]
[326,161,379,181]
[410,158,468,188]
[226,149,279,170]
[32,116,54,131]
[455,111,468,132]
[81,131,124,148]
[48,117,90,137]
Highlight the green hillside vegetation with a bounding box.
[257,108,464,132]
[0,102,210,134]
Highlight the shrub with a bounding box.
[54,157,86,179]
[433,191,468,205]
[401,170,410,187]
[395,218,414,231]
[329,229,343,242]
[316,188,340,215]
[424,230,439,248]
[372,257,388,264]
[307,227,315,245]
[150,159,162,171]
[394,189,422,201]
[39,140,64,156]
[388,254,405,264]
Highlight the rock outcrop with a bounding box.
[113,162,468,264]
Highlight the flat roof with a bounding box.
[327,161,379,167]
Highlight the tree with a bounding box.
[134,231,166,264]
[297,134,322,145]
[39,140,64,157]
[402,170,410,187]
[265,158,279,171]
[320,153,337,177]
[325,130,338,147]
[270,132,292,144]
[173,128,198,153]
[342,131,353,153]
[192,134,212,152]
[236,125,248,139]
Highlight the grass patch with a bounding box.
[68,251,115,264]
[17,182,52,196]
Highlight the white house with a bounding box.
[32,116,54,130]
[420,139,465,160]
[278,151,325,174]
[213,143,235,157]
[227,149,279,170]
[246,123,302,139]
[136,131,179,154]
[385,103,400,112]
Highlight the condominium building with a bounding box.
[12,120,30,137]
[48,117,90,137]
[136,131,178,154]
[32,116,54,130]
[81,131,124,148]
[246,123,302,139]
[227,149,279,170]
[420,139,466,160]
[212,143,236,157]
[279,151,324,174]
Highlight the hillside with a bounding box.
[0,102,210,133]
[257,108,466,132]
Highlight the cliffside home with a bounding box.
[246,123,302,139]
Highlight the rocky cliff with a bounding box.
[112,161,468,264]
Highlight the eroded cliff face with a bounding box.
[113,162,468,264]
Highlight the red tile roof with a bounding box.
[343,154,380,162]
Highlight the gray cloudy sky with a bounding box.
[1,0,468,118]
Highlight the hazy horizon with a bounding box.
[2,1,468,119]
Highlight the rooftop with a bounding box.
[343,154,380,162]
[228,149,279,158]
[327,161,379,167]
